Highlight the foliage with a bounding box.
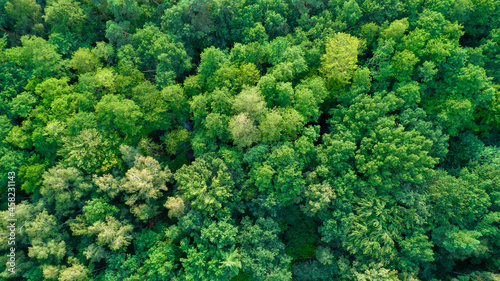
[2,1,500,280]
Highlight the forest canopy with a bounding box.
[1,0,500,280]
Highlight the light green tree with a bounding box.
[320,32,361,87]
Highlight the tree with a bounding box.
[174,156,235,217]
[320,32,361,88]
[243,22,268,44]
[77,67,118,96]
[259,109,283,143]
[28,239,66,264]
[59,128,119,174]
[57,258,89,281]
[134,83,189,134]
[40,165,92,218]
[131,24,191,86]
[88,216,134,250]
[95,94,143,138]
[3,35,66,78]
[248,142,306,203]
[237,217,292,280]
[230,42,266,68]
[355,117,438,191]
[107,0,143,22]
[69,48,102,74]
[106,20,131,48]
[280,108,306,140]
[232,87,267,121]
[438,98,474,137]
[164,196,186,218]
[391,50,419,82]
[33,77,72,107]
[298,179,335,217]
[266,42,308,82]
[82,197,119,224]
[43,0,86,35]
[197,46,229,84]
[380,17,409,42]
[92,41,115,65]
[293,83,322,123]
[399,107,449,162]
[427,169,491,228]
[228,113,261,148]
[10,92,37,118]
[178,217,241,280]
[4,0,42,35]
[121,155,172,220]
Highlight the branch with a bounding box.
[0,27,21,42]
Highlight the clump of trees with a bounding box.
[1,0,500,280]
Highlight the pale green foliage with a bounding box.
[221,249,242,278]
[57,257,89,281]
[86,67,118,95]
[88,216,134,250]
[59,128,118,174]
[229,113,261,148]
[164,196,186,218]
[93,173,122,198]
[43,265,61,280]
[380,18,409,41]
[119,144,141,167]
[232,87,267,120]
[175,157,234,217]
[34,77,71,106]
[259,109,283,142]
[28,240,66,263]
[299,180,335,217]
[344,198,399,266]
[83,243,107,262]
[23,209,68,264]
[280,108,306,139]
[69,48,102,74]
[391,49,419,81]
[92,41,115,64]
[355,266,401,281]
[0,202,35,250]
[25,210,59,242]
[320,32,361,87]
[40,166,92,217]
[121,155,172,220]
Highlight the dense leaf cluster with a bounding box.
[1,0,500,280]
